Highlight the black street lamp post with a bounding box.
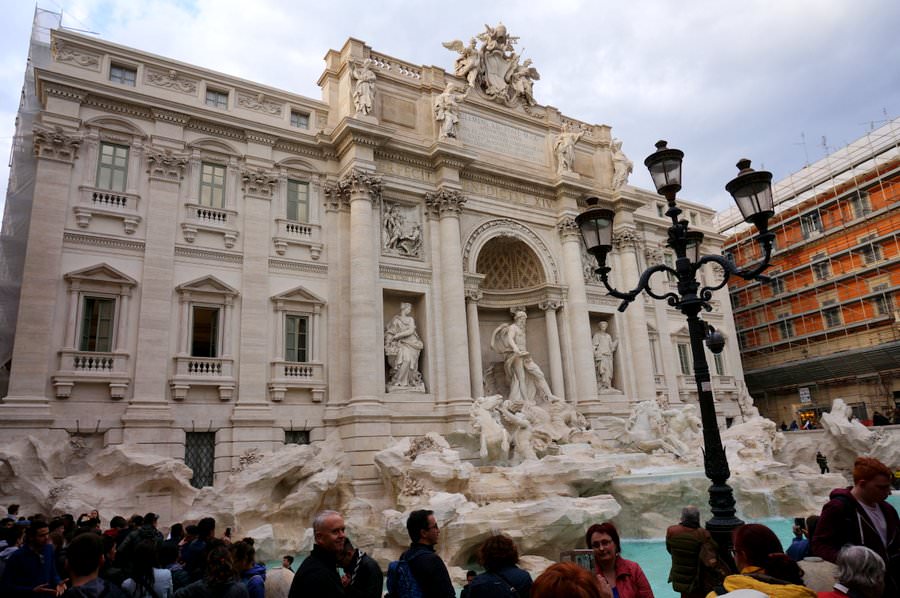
[576,140,776,555]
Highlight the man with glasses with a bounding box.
[398,510,454,598]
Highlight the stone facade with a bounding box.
[0,22,745,494]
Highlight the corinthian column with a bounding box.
[539,300,565,398]
[557,217,597,405]
[425,188,471,405]
[344,169,383,404]
[613,227,656,400]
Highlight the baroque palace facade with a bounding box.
[719,119,900,427]
[0,16,744,491]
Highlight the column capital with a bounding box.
[465,289,483,303]
[342,168,383,203]
[145,146,189,181]
[240,166,278,197]
[425,187,466,218]
[33,125,81,164]
[613,228,642,251]
[644,243,664,264]
[539,300,562,312]
[556,216,581,242]
[323,179,349,212]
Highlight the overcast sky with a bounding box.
[1,0,898,214]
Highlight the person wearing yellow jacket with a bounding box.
[706,524,816,598]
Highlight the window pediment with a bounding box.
[272,285,325,311]
[176,275,238,297]
[64,263,137,290]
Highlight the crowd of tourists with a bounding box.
[0,456,895,598]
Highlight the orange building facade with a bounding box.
[719,119,900,427]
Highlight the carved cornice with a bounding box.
[268,258,328,276]
[245,131,278,146]
[145,68,198,94]
[33,125,82,163]
[151,108,191,126]
[42,82,87,103]
[186,118,245,140]
[379,263,432,285]
[174,246,243,264]
[460,169,554,201]
[556,216,580,241]
[424,187,466,218]
[241,167,278,197]
[146,146,189,181]
[63,232,145,253]
[273,140,325,161]
[84,96,154,120]
[374,149,432,170]
[613,228,641,251]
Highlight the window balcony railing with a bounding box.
[182,203,239,248]
[74,185,142,234]
[268,360,325,402]
[273,219,323,259]
[52,349,131,400]
[170,356,236,401]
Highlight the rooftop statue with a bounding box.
[443,23,540,107]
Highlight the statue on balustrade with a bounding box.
[384,302,425,392]
[611,138,633,190]
[553,124,583,175]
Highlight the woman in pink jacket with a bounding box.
[587,522,654,598]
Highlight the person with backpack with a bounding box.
[387,509,454,598]
[811,457,898,598]
[287,510,345,598]
[467,534,532,598]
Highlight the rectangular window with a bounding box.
[286,180,310,222]
[199,162,226,208]
[872,294,891,316]
[677,343,692,376]
[284,430,310,445]
[812,261,830,281]
[290,110,310,129]
[285,315,309,362]
[823,307,842,328]
[205,89,229,109]
[769,276,785,296]
[96,143,129,192]
[656,203,665,218]
[800,212,823,238]
[664,253,676,282]
[850,193,871,218]
[185,432,215,489]
[713,352,725,376]
[859,244,882,264]
[109,64,136,86]
[776,315,793,340]
[191,306,220,358]
[80,297,115,352]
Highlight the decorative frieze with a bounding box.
[460,175,553,209]
[174,246,243,264]
[424,187,466,218]
[236,92,283,116]
[144,68,198,94]
[379,264,432,285]
[63,232,145,253]
[146,147,189,181]
[33,125,81,163]
[268,258,328,276]
[51,40,101,71]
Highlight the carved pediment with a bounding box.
[272,285,325,312]
[64,263,137,287]
[176,275,238,297]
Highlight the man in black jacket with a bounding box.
[399,509,454,598]
[338,538,382,598]
[289,510,346,598]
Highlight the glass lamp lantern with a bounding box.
[644,140,684,200]
[575,200,615,266]
[726,159,774,232]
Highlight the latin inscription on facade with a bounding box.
[459,112,546,164]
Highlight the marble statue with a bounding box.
[351,59,376,116]
[661,404,703,461]
[553,124,584,175]
[470,395,510,463]
[442,24,538,107]
[384,302,425,392]
[382,203,423,257]
[600,400,687,458]
[491,311,558,406]
[611,138,633,190]
[433,82,468,139]
[592,321,618,390]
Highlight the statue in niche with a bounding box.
[433,82,468,139]
[382,203,423,258]
[491,311,559,406]
[384,302,425,392]
[553,124,584,175]
[611,138,633,190]
[592,321,618,391]
[351,59,376,117]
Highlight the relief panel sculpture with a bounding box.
[382,202,423,258]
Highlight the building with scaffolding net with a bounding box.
[718,118,900,427]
